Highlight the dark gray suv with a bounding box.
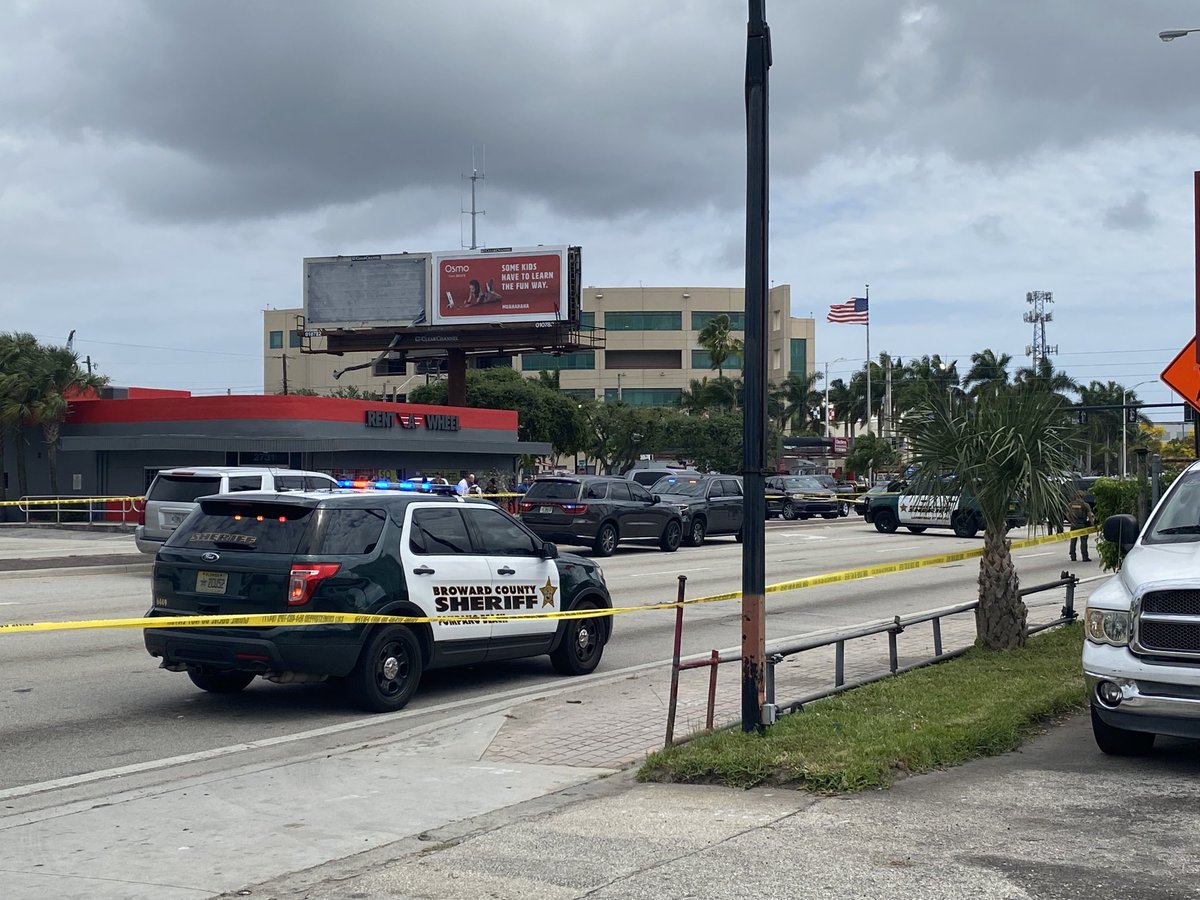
[648,473,745,547]
[518,475,684,556]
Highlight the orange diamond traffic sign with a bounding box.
[1162,338,1200,413]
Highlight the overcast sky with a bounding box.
[3,0,1200,418]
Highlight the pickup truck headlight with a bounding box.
[1085,608,1131,646]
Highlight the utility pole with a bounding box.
[741,0,771,733]
[276,355,289,395]
[85,356,93,375]
[462,148,486,250]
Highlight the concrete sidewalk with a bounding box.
[0,526,147,571]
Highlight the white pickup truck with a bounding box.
[1084,460,1200,755]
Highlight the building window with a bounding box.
[580,312,596,328]
[618,388,684,407]
[605,349,682,369]
[603,312,682,331]
[691,350,743,370]
[268,330,283,349]
[790,338,807,376]
[288,330,303,348]
[691,311,746,331]
[521,351,596,371]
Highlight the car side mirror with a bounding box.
[1103,514,1139,552]
[540,540,559,560]
[650,495,660,504]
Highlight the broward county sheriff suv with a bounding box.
[143,484,612,712]
[1084,461,1200,755]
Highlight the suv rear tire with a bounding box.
[551,603,605,675]
[187,670,256,694]
[952,512,979,539]
[593,522,619,557]
[347,625,422,712]
[659,519,682,552]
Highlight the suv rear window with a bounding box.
[524,481,582,501]
[148,475,222,503]
[167,501,315,553]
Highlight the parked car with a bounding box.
[518,475,683,556]
[134,466,341,555]
[809,474,856,516]
[764,475,840,521]
[648,473,745,546]
[623,466,703,488]
[853,480,907,517]
[144,486,612,712]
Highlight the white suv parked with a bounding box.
[134,466,340,554]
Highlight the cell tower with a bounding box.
[461,146,486,250]
[1023,290,1058,369]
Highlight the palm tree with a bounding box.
[1014,356,1079,408]
[30,345,107,495]
[696,314,744,379]
[769,370,822,434]
[0,332,45,498]
[903,389,1078,650]
[962,349,1013,400]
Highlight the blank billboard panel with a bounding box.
[304,254,430,328]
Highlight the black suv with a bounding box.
[518,475,683,556]
[144,489,612,712]
[648,473,745,546]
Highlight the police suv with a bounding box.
[143,483,612,712]
[864,488,1026,537]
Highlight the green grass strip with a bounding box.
[638,623,1086,793]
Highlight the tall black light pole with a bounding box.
[742,0,771,732]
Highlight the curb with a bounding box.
[0,560,153,580]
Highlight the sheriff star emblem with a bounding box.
[539,578,558,608]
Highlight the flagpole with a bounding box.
[864,283,871,436]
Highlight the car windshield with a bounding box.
[1144,470,1200,544]
[524,480,581,501]
[652,477,707,496]
[811,475,837,489]
[779,477,822,491]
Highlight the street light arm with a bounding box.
[1160,28,1200,41]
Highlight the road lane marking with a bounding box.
[1016,551,1053,559]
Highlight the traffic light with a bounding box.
[1125,406,1138,424]
[1077,409,1088,425]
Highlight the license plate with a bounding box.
[195,571,228,594]
[539,506,554,514]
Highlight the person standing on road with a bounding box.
[456,473,478,496]
[1068,491,1095,562]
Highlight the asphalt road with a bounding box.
[0,517,1104,791]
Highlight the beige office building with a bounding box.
[263,284,814,403]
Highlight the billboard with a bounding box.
[431,247,569,326]
[304,253,430,328]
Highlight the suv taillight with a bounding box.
[519,501,535,513]
[288,563,341,606]
[561,503,588,514]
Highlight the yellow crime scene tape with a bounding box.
[0,526,1097,636]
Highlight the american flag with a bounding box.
[827,297,869,325]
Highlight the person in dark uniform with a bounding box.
[1068,490,1095,562]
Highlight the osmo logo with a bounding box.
[444,264,471,274]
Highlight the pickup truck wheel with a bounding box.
[551,603,605,675]
[781,502,797,521]
[906,526,928,534]
[685,517,707,547]
[952,512,979,539]
[347,625,422,713]
[1091,704,1155,756]
[187,670,256,694]
[659,519,682,552]
[873,508,898,533]
[592,522,618,557]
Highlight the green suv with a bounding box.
[144,487,613,712]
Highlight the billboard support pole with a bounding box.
[741,0,771,733]
[447,350,467,407]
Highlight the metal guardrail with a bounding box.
[664,572,1080,745]
[5,496,144,526]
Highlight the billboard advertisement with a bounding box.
[304,254,430,328]
[431,247,569,326]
